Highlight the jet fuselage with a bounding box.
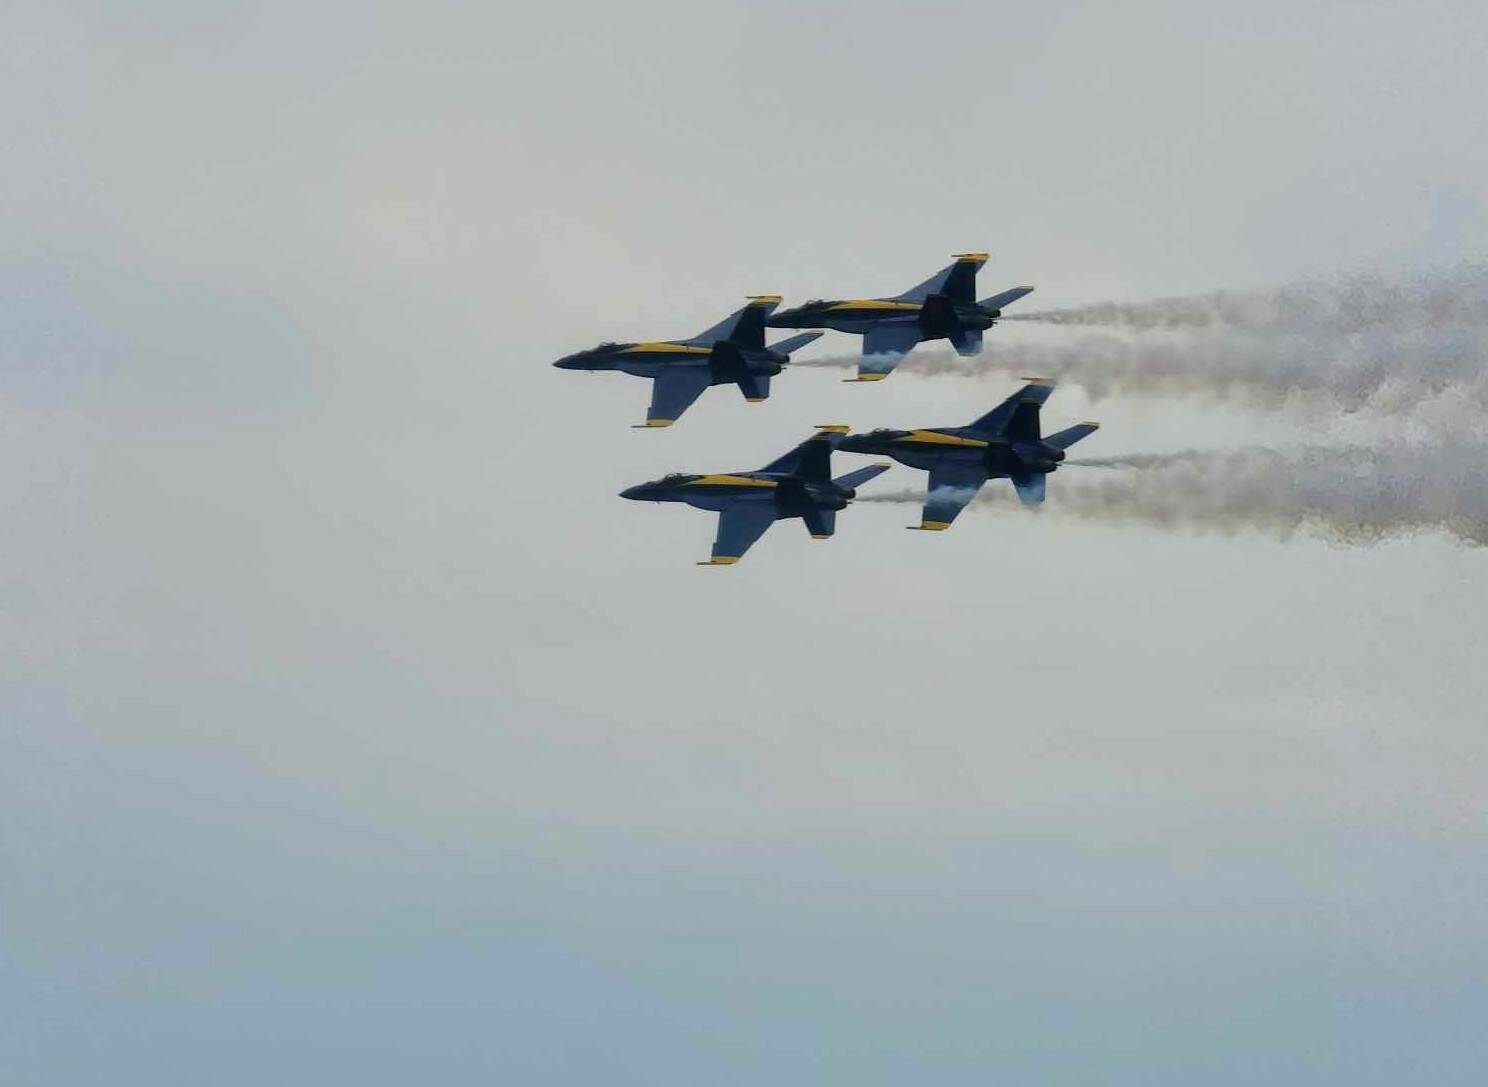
[620,472,854,515]
[553,341,787,386]
[838,429,1066,480]
[767,296,1001,341]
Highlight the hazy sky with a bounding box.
[4,1,1487,1082]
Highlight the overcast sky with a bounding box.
[4,1,1487,1082]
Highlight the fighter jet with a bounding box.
[552,296,823,427]
[836,382,1098,530]
[765,253,1033,382]
[620,427,891,564]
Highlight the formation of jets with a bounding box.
[555,254,1098,564]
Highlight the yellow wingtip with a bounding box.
[846,373,888,383]
[634,419,674,428]
[697,556,740,565]
[810,534,832,540]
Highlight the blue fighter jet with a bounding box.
[553,296,822,427]
[766,253,1033,382]
[620,427,891,564]
[836,382,1098,530]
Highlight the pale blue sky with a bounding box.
[3,1,1487,1082]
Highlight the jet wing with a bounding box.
[850,322,923,381]
[699,501,778,565]
[638,368,711,428]
[911,460,989,531]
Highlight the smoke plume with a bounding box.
[796,327,1488,411]
[857,442,1488,546]
[1006,267,1488,333]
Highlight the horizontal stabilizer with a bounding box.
[979,285,1035,312]
[737,373,771,402]
[803,507,836,539]
[949,327,983,356]
[767,330,824,357]
[1045,422,1099,450]
[1012,473,1047,506]
[832,463,891,490]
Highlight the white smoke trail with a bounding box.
[1005,267,1488,333]
[795,326,1488,412]
[856,442,1488,546]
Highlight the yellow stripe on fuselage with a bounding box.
[895,430,989,448]
[687,475,777,488]
[623,342,712,354]
[826,300,923,312]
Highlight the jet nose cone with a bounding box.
[619,484,647,500]
[553,355,584,369]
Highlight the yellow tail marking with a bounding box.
[698,557,740,565]
[814,424,851,434]
[747,294,783,303]
[635,419,674,428]
[953,251,990,262]
[845,373,888,383]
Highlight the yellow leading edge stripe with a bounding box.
[624,342,711,354]
[688,475,777,488]
[896,430,988,448]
